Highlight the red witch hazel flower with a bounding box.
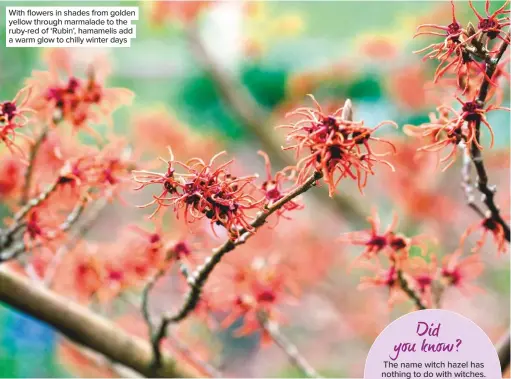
[356,257,405,308]
[339,209,428,264]
[257,151,303,222]
[412,0,501,86]
[460,215,509,255]
[279,95,397,197]
[440,250,484,295]
[0,87,33,158]
[468,0,510,44]
[26,57,133,138]
[133,147,264,238]
[405,255,438,308]
[413,1,478,83]
[220,256,296,345]
[404,94,509,170]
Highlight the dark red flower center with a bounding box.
[108,270,124,282]
[462,101,482,121]
[415,275,432,291]
[257,289,276,303]
[482,217,497,231]
[390,236,407,251]
[174,241,191,258]
[1,102,17,121]
[442,268,461,285]
[479,18,498,31]
[67,77,80,93]
[149,233,161,244]
[367,235,387,250]
[447,22,461,36]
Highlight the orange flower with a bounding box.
[441,250,484,295]
[0,155,23,200]
[279,95,396,196]
[405,255,438,308]
[468,0,511,44]
[461,215,509,255]
[0,86,33,158]
[405,96,509,170]
[133,148,264,238]
[257,150,303,222]
[220,256,296,345]
[26,52,133,137]
[339,209,427,263]
[356,257,407,308]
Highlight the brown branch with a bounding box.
[20,126,49,205]
[165,332,223,378]
[258,312,322,378]
[397,270,427,310]
[43,195,106,288]
[469,38,510,243]
[465,35,510,374]
[185,25,367,228]
[461,147,486,219]
[0,180,60,258]
[0,266,193,378]
[497,329,510,374]
[141,261,170,368]
[148,170,323,368]
[138,276,222,378]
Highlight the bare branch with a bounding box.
[258,312,322,378]
[469,38,510,243]
[461,146,486,219]
[20,126,49,205]
[44,195,107,288]
[497,329,510,374]
[397,270,427,310]
[0,266,192,378]
[148,170,323,368]
[0,180,59,258]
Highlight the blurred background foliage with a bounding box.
[0,1,510,377]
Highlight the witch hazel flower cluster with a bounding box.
[336,0,509,311]
[0,87,33,159]
[133,148,265,238]
[279,95,397,196]
[134,95,399,244]
[407,0,510,169]
[0,50,135,269]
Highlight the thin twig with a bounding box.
[464,31,510,376]
[165,332,223,378]
[461,146,486,219]
[0,241,27,262]
[397,270,427,310]
[496,329,510,375]
[140,258,222,377]
[149,170,323,368]
[469,38,510,243]
[142,265,168,344]
[0,180,59,255]
[43,195,106,288]
[20,126,49,205]
[0,266,192,378]
[258,312,322,378]
[9,180,59,232]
